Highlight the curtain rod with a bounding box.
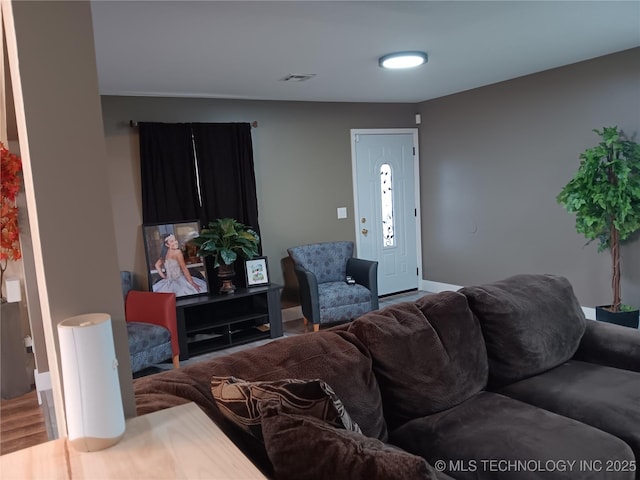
[129,120,258,128]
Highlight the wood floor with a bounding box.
[0,389,48,455]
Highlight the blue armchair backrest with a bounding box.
[121,271,133,300]
[288,241,354,284]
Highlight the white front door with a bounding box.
[351,130,420,296]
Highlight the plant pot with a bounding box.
[217,264,236,294]
[595,306,639,329]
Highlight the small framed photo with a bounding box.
[245,256,270,287]
[142,220,208,298]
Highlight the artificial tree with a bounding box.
[557,126,640,314]
[1,143,22,300]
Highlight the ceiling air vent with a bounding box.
[279,74,316,82]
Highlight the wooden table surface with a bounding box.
[0,402,266,479]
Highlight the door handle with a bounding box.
[361,228,368,236]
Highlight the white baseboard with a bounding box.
[34,369,51,405]
[421,279,597,321]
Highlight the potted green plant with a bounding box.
[557,126,640,328]
[191,218,260,294]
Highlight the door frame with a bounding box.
[350,128,422,292]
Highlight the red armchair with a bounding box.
[125,290,180,373]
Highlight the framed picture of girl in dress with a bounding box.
[142,221,208,298]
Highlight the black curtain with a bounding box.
[139,123,201,224]
[139,122,261,290]
[191,123,260,235]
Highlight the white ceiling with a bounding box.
[91,1,640,104]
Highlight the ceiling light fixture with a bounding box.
[378,51,428,69]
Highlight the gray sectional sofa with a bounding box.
[134,273,640,479]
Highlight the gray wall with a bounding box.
[418,48,640,308]
[103,48,640,310]
[101,98,416,288]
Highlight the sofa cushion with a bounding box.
[460,274,586,387]
[348,292,488,430]
[390,391,635,480]
[287,241,353,283]
[319,282,373,323]
[260,402,437,480]
[206,330,387,441]
[134,359,273,476]
[209,376,361,440]
[497,360,640,462]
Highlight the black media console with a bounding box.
[175,284,283,360]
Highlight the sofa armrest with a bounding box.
[572,320,640,372]
[347,258,379,310]
[293,265,320,323]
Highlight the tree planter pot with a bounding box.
[217,264,236,294]
[595,306,640,329]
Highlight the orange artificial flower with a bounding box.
[1,142,22,265]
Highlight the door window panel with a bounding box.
[380,163,395,247]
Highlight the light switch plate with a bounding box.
[337,207,347,219]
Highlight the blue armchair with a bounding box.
[120,271,179,374]
[287,241,378,331]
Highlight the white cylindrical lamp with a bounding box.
[57,313,125,451]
